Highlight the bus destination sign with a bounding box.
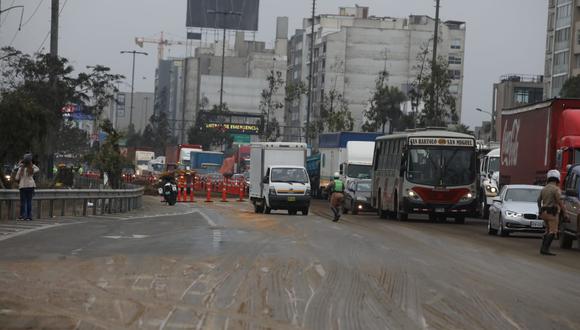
[409,137,474,147]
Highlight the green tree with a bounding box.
[55,124,90,159]
[94,120,129,189]
[259,70,285,141]
[187,104,233,150]
[0,47,123,176]
[363,70,408,133]
[450,123,474,135]
[414,45,458,127]
[560,75,580,98]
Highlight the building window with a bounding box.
[448,55,462,65]
[448,70,461,80]
[575,54,580,68]
[554,51,570,74]
[556,4,571,19]
[450,39,461,50]
[555,27,570,43]
[553,75,568,92]
[577,30,580,45]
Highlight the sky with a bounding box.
[1,0,548,129]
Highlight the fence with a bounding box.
[0,186,144,220]
[175,177,247,203]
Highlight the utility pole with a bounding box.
[305,0,316,145]
[431,0,441,123]
[207,10,242,111]
[120,50,148,129]
[50,0,59,58]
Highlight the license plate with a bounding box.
[435,208,445,213]
[288,197,296,202]
[531,220,544,228]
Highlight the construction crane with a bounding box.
[135,31,185,62]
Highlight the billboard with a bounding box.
[186,0,260,31]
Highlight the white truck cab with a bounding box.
[250,143,310,215]
[479,148,500,218]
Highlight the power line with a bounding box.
[36,0,66,53]
[0,0,17,27]
[22,0,44,27]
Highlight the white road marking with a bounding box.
[193,210,217,227]
[159,308,175,330]
[180,274,206,300]
[315,264,326,278]
[102,234,150,239]
[0,222,83,242]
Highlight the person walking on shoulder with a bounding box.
[537,169,564,256]
[15,154,39,221]
[327,172,345,222]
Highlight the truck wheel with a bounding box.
[352,202,359,215]
[264,206,272,214]
[254,203,264,214]
[288,209,298,216]
[301,208,309,216]
[395,195,407,221]
[560,232,574,249]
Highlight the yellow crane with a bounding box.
[134,31,185,62]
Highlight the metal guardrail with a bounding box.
[0,186,144,220]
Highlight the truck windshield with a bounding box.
[151,164,164,172]
[347,164,372,179]
[271,168,309,184]
[137,160,149,166]
[356,182,372,192]
[407,148,475,186]
[488,157,500,173]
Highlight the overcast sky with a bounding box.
[1,0,547,128]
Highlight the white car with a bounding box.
[488,184,545,237]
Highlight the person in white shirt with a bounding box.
[15,154,39,221]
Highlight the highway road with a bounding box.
[1,197,579,329]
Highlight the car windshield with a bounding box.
[488,157,499,172]
[271,168,308,184]
[356,182,371,192]
[504,188,540,203]
[347,164,372,179]
[407,148,476,186]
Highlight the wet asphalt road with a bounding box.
[1,198,580,329]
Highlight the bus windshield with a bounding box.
[407,148,475,186]
[347,164,372,179]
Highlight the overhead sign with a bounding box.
[186,0,260,31]
[206,123,260,134]
[409,137,475,147]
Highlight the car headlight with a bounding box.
[269,187,277,195]
[460,192,475,202]
[305,187,311,195]
[505,210,523,218]
[5,175,10,181]
[407,190,423,202]
[485,185,498,194]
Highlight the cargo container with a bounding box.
[190,151,224,175]
[500,98,580,186]
[318,132,381,197]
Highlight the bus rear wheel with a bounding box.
[395,194,408,221]
[377,194,388,219]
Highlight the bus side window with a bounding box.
[374,142,382,171]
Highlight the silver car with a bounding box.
[488,185,545,236]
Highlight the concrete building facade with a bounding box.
[155,17,289,143]
[492,74,544,140]
[544,0,580,98]
[104,91,155,133]
[285,6,466,141]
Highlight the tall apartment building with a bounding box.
[104,91,155,133]
[492,74,544,141]
[544,0,580,98]
[285,6,466,141]
[155,17,289,143]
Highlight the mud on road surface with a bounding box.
[1,200,580,329]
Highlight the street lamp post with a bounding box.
[476,107,496,142]
[120,50,148,129]
[207,10,242,111]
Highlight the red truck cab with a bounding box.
[501,99,580,186]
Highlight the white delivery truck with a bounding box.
[250,143,311,215]
[478,148,500,218]
[318,132,380,197]
[134,149,155,176]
